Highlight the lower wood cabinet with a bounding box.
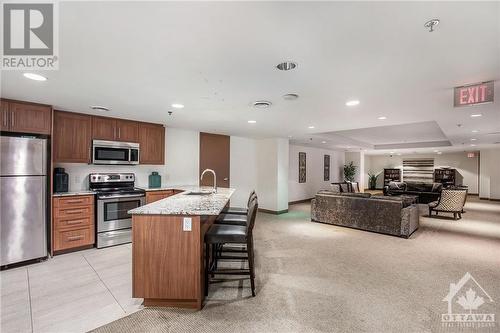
[53,195,95,252]
[145,190,175,204]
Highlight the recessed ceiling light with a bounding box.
[470,114,482,118]
[437,152,443,155]
[171,103,184,109]
[377,116,387,120]
[345,100,360,107]
[276,61,297,71]
[472,130,479,133]
[252,100,272,108]
[90,105,110,112]
[321,141,326,144]
[470,144,477,147]
[283,93,299,101]
[470,138,477,141]
[308,126,315,129]
[23,73,47,81]
[397,153,402,156]
[247,120,256,124]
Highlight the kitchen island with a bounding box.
[128,186,234,309]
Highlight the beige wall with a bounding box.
[479,148,500,200]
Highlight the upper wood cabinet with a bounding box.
[0,100,9,132]
[92,116,139,142]
[0,99,51,135]
[53,111,92,163]
[139,123,165,165]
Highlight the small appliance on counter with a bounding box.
[148,171,161,188]
[53,167,69,193]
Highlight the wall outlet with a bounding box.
[183,217,192,231]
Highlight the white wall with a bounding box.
[230,136,258,207]
[256,138,289,212]
[288,145,345,202]
[364,152,479,193]
[345,151,365,190]
[479,148,500,200]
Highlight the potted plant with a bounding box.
[368,172,378,190]
[343,161,357,182]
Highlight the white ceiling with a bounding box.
[1,1,499,153]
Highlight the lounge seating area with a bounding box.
[428,189,468,220]
[311,192,420,238]
[383,181,443,204]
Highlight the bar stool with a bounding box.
[205,200,258,297]
[221,190,256,215]
[216,192,257,226]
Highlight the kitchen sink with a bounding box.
[185,190,213,195]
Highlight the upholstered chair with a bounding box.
[428,189,467,220]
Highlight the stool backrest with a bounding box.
[246,198,258,235]
[247,190,257,207]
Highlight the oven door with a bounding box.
[97,194,145,232]
[93,146,130,165]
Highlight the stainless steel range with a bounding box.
[89,173,145,248]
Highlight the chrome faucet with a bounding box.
[200,169,217,193]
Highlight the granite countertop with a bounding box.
[53,191,96,197]
[129,186,234,216]
[138,186,189,192]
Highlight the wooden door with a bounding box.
[92,116,116,141]
[199,133,230,188]
[0,100,9,131]
[53,111,92,163]
[116,119,139,142]
[139,123,165,164]
[8,102,51,134]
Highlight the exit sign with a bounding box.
[454,81,494,107]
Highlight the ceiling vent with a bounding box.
[252,101,272,109]
[276,61,297,71]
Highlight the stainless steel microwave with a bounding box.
[92,140,140,165]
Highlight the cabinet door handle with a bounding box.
[65,209,83,214]
[224,178,228,181]
[10,111,14,128]
[67,235,84,241]
[66,219,85,225]
[118,127,121,139]
[66,199,84,204]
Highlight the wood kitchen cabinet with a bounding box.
[139,122,165,164]
[53,111,92,163]
[92,116,139,142]
[0,99,52,135]
[53,195,95,253]
[145,190,174,204]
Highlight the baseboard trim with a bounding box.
[288,198,314,205]
[258,208,288,215]
[479,197,500,201]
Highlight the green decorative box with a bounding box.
[148,172,161,188]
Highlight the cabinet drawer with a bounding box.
[54,227,94,251]
[145,190,174,204]
[54,195,94,208]
[54,206,93,219]
[54,216,93,230]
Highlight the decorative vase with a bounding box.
[148,172,161,188]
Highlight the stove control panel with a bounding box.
[89,173,135,183]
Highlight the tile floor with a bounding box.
[1,243,142,333]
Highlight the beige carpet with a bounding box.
[91,197,500,333]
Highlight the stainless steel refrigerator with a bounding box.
[1,136,48,266]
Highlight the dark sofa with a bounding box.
[383,181,442,204]
[311,192,419,238]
